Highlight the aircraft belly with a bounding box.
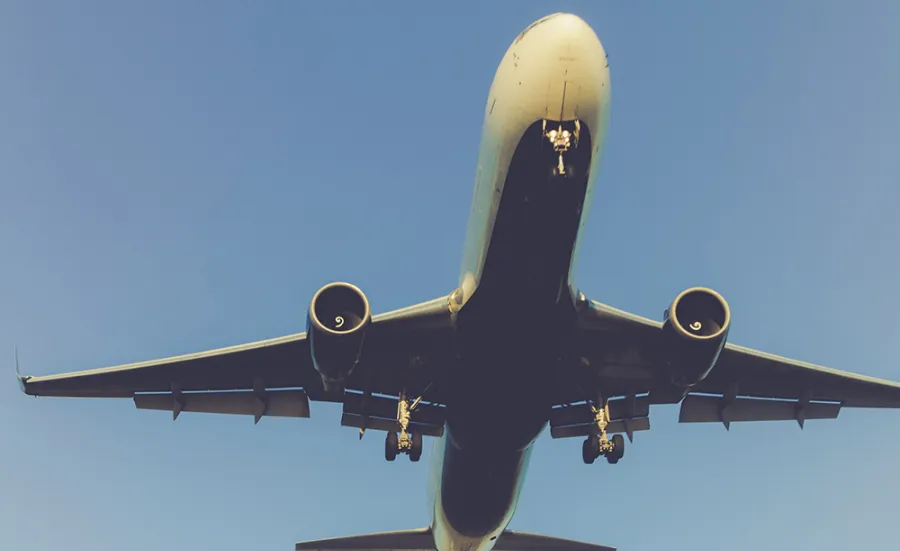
[431,432,534,551]
[471,131,589,310]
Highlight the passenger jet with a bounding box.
[18,13,900,551]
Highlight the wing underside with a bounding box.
[549,298,900,436]
[18,289,900,437]
[17,294,457,436]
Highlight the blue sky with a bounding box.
[2,2,899,550]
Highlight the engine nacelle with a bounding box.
[307,282,372,393]
[662,287,731,389]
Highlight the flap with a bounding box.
[340,392,446,437]
[342,393,446,427]
[341,413,444,438]
[549,417,650,439]
[679,394,840,426]
[550,395,650,428]
[134,389,311,422]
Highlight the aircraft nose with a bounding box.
[493,13,610,129]
[514,13,606,64]
[520,12,595,41]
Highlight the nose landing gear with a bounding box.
[581,400,625,465]
[543,119,581,178]
[384,390,424,462]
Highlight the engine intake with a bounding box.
[307,282,372,392]
[662,287,731,388]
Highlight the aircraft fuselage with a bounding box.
[427,13,611,551]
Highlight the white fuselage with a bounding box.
[425,13,611,551]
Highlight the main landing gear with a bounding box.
[385,391,424,463]
[581,400,625,465]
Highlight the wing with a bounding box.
[549,298,900,437]
[294,527,616,551]
[18,294,456,435]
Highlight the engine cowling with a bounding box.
[307,282,372,392]
[662,287,731,389]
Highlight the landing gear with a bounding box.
[550,164,577,179]
[581,400,625,465]
[384,391,424,462]
[543,119,580,179]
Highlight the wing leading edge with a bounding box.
[550,295,900,436]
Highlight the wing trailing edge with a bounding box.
[134,388,311,423]
[679,393,840,430]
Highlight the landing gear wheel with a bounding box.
[582,436,598,464]
[606,434,625,464]
[385,431,398,462]
[550,165,576,180]
[409,432,423,462]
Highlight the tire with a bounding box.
[612,434,625,460]
[409,433,423,462]
[582,437,597,464]
[385,432,398,462]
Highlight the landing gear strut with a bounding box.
[581,400,625,465]
[384,390,424,462]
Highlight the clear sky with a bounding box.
[2,2,899,550]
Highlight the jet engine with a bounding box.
[662,287,731,389]
[307,282,372,393]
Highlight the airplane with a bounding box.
[16,12,900,551]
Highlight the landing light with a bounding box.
[544,123,578,153]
